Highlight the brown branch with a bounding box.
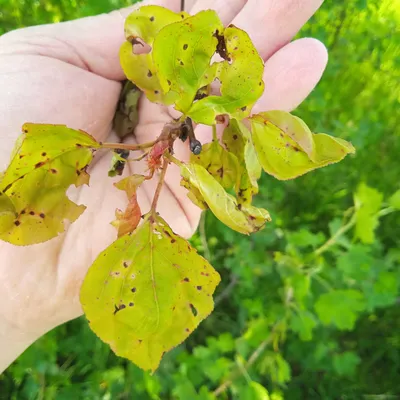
[101,140,157,152]
[151,158,169,213]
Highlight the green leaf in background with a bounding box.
[153,10,223,113]
[80,214,220,372]
[354,183,383,243]
[223,120,262,205]
[332,351,361,377]
[365,271,400,311]
[239,381,270,400]
[337,244,374,281]
[250,111,355,180]
[315,289,366,330]
[180,163,270,234]
[258,352,291,384]
[191,138,240,190]
[188,26,265,124]
[0,124,99,245]
[290,310,317,341]
[388,189,400,210]
[120,6,188,104]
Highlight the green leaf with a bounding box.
[180,163,270,234]
[332,352,361,377]
[337,244,373,281]
[223,120,261,205]
[239,382,270,400]
[290,310,317,341]
[366,271,399,311]
[153,10,223,113]
[188,26,265,124]
[0,124,99,245]
[250,111,355,180]
[315,289,366,330]
[80,214,220,372]
[388,189,400,210]
[191,139,240,190]
[354,183,383,244]
[120,6,188,104]
[258,352,291,384]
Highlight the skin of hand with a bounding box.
[0,0,327,372]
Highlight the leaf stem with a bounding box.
[151,158,169,214]
[314,213,357,256]
[101,140,156,152]
[212,124,218,142]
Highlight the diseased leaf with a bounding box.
[223,120,261,205]
[250,111,355,180]
[120,6,188,104]
[111,175,146,237]
[80,215,220,372]
[187,26,265,124]
[354,183,383,244]
[0,124,99,245]
[190,139,240,190]
[153,10,223,113]
[180,163,270,234]
[113,81,141,139]
[315,289,366,330]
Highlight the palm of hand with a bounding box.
[0,0,326,337]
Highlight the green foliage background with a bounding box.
[1,0,400,398]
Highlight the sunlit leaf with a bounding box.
[180,163,270,234]
[153,10,223,112]
[0,124,99,245]
[388,189,400,210]
[354,183,383,244]
[120,6,188,104]
[187,26,265,124]
[315,289,365,330]
[80,214,220,372]
[111,175,146,237]
[190,139,240,190]
[223,120,261,205]
[250,111,355,180]
[239,381,270,400]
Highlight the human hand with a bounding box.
[0,0,327,371]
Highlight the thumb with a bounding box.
[0,0,180,81]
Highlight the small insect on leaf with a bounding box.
[112,174,146,237]
[152,10,223,113]
[181,163,270,234]
[250,111,355,180]
[120,6,189,105]
[0,124,99,245]
[108,149,130,177]
[80,214,220,372]
[187,25,265,124]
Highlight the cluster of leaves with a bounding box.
[1,0,399,399]
[0,4,354,374]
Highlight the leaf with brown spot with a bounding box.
[0,124,99,245]
[80,214,220,372]
[250,111,355,180]
[111,175,146,237]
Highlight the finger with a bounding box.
[0,0,180,81]
[253,38,328,113]
[231,0,324,60]
[188,0,247,24]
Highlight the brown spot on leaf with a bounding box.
[214,30,230,61]
[183,277,190,282]
[50,169,57,174]
[41,152,47,157]
[14,220,20,226]
[171,239,176,244]
[154,90,159,94]
[39,213,45,218]
[131,287,136,293]
[150,16,155,21]
[20,209,26,215]
[129,302,134,307]
[147,70,153,77]
[196,286,202,291]
[76,143,83,148]
[189,303,198,317]
[35,161,45,168]
[123,262,128,268]
[29,211,35,216]
[183,44,188,50]
[19,155,24,159]
[241,106,247,111]
[233,134,238,140]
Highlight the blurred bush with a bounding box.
[0,0,399,399]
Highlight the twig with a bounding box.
[214,274,238,306]
[213,331,275,397]
[151,158,169,213]
[181,0,185,12]
[101,140,156,152]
